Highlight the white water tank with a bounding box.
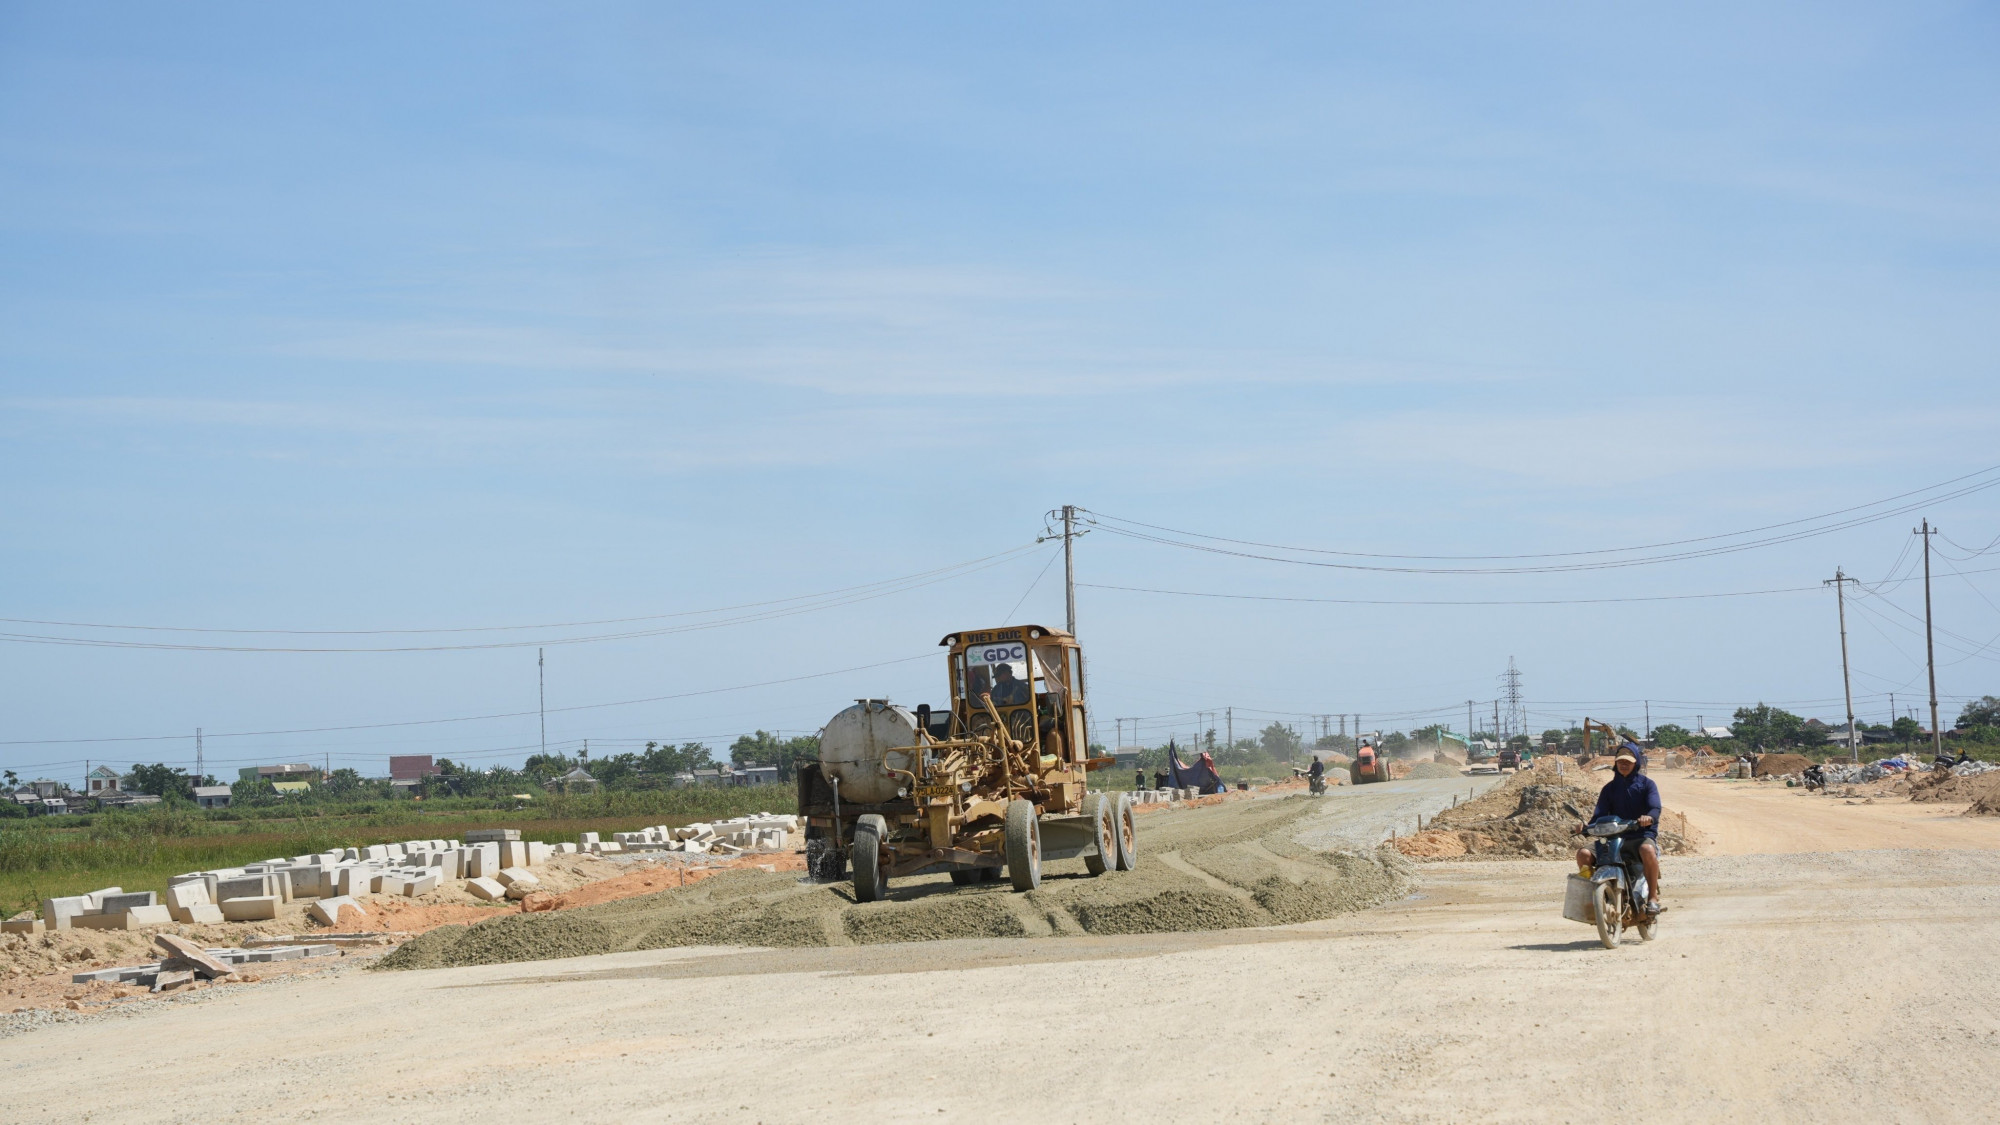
[819,700,919,805]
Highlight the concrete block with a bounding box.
[464,828,520,844]
[465,877,507,901]
[72,913,139,930]
[579,832,600,846]
[362,844,390,861]
[165,882,212,911]
[710,842,743,856]
[41,895,94,930]
[151,969,196,992]
[172,872,221,905]
[99,891,158,915]
[493,867,537,889]
[307,896,366,926]
[183,904,225,925]
[377,874,408,897]
[403,873,438,897]
[2,918,46,934]
[503,882,536,901]
[215,875,271,902]
[526,842,552,866]
[84,887,125,910]
[499,841,529,869]
[556,842,578,854]
[124,905,173,926]
[220,896,280,921]
[155,933,235,977]
[681,840,707,855]
[595,842,624,855]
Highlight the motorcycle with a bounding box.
[1293,767,1328,796]
[1578,816,1656,948]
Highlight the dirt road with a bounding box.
[1654,770,1996,853]
[10,779,1996,1123]
[1289,774,1506,851]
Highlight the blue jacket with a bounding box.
[1592,770,1662,839]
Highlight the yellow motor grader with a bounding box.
[796,625,1137,900]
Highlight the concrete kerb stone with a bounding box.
[464,877,507,902]
[220,896,280,922]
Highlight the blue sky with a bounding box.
[4,3,1998,781]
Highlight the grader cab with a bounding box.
[797,625,1138,901]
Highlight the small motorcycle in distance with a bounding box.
[1292,766,1328,796]
[1578,816,1656,948]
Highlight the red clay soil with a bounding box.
[518,852,807,912]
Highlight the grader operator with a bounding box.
[796,626,1138,902]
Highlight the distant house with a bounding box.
[23,779,65,799]
[97,792,163,809]
[270,781,312,796]
[389,755,440,781]
[192,784,232,809]
[730,765,780,787]
[551,766,599,794]
[85,765,123,796]
[1697,726,1734,740]
[681,767,730,787]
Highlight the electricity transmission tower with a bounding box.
[1500,658,1526,740]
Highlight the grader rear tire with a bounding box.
[1083,794,1114,876]
[1113,793,1138,871]
[1004,799,1041,891]
[852,814,888,903]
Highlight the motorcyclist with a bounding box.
[1306,756,1324,784]
[1573,748,1664,916]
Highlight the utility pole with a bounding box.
[1061,505,1079,637]
[1226,707,1233,751]
[195,728,203,784]
[1467,701,1475,740]
[1825,567,1860,764]
[1916,519,1943,759]
[538,647,547,758]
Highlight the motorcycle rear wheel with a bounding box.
[1592,882,1622,949]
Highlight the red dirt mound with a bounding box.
[1753,754,1813,777]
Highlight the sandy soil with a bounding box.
[9,779,1997,1123]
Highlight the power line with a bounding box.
[0,652,935,748]
[0,545,1040,651]
[1079,470,2000,574]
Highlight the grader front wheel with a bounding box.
[1005,799,1042,891]
[1083,793,1114,876]
[1113,793,1138,871]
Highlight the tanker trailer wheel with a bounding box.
[852,814,889,903]
[1083,793,1114,876]
[1004,799,1042,891]
[1113,793,1138,871]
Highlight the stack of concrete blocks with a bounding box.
[38,888,177,931]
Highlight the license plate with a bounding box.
[915,783,956,800]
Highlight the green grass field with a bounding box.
[0,785,795,919]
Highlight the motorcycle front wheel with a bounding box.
[1592,882,1622,949]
